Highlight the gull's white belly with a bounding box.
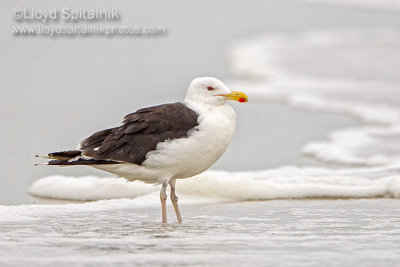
[142,104,236,179]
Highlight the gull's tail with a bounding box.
[35,150,121,166]
[35,150,82,160]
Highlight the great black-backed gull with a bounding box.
[38,77,248,223]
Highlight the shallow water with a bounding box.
[1,199,400,266]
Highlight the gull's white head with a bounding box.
[184,77,248,106]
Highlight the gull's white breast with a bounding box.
[142,103,236,179]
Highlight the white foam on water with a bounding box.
[302,126,400,166]
[179,169,400,200]
[28,175,157,201]
[24,165,400,206]
[229,28,400,167]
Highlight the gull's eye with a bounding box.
[207,86,214,91]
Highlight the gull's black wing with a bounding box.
[80,102,199,165]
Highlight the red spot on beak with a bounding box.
[239,97,246,103]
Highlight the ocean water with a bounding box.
[1,199,400,266]
[2,0,400,266]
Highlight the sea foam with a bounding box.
[27,166,400,203]
[229,28,400,167]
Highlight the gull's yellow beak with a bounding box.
[221,91,249,103]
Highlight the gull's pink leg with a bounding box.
[160,180,168,223]
[169,179,182,223]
